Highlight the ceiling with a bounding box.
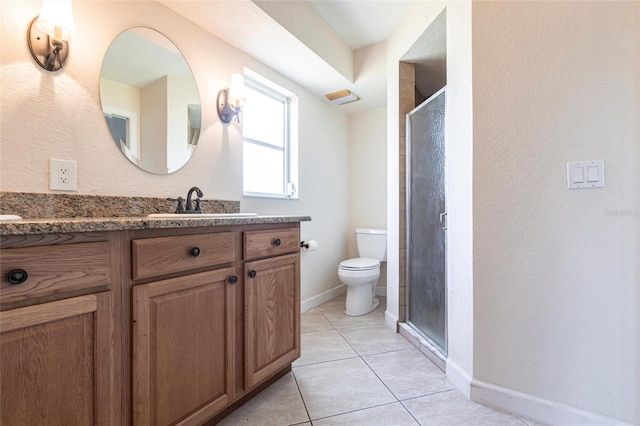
[102,28,193,89]
[160,1,441,112]
[307,1,411,50]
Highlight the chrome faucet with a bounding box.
[185,186,203,213]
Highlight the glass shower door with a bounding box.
[406,87,447,354]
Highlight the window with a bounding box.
[104,113,129,149]
[242,74,298,199]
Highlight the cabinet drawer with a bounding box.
[0,242,111,304]
[244,228,299,260]
[132,232,236,280]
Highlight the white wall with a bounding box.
[386,0,475,380]
[348,107,388,289]
[348,107,387,252]
[140,76,168,173]
[472,1,639,423]
[166,75,199,173]
[242,88,350,302]
[0,0,350,308]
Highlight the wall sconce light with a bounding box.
[217,74,246,124]
[28,0,76,71]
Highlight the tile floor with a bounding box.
[219,296,542,426]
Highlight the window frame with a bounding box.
[242,74,298,199]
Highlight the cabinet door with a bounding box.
[245,254,300,388]
[132,268,236,425]
[0,292,115,425]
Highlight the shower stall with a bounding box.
[406,87,447,355]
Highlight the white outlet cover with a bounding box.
[50,159,77,191]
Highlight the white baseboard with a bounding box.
[445,358,472,399]
[384,309,398,331]
[301,284,346,313]
[471,379,631,426]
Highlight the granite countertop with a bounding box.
[0,193,309,236]
[0,215,311,236]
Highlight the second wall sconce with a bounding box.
[28,0,76,71]
[217,74,246,124]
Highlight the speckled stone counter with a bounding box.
[0,192,240,219]
[0,215,312,236]
[0,192,310,236]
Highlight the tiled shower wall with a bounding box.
[398,61,417,322]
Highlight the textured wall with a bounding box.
[386,0,475,377]
[472,1,639,422]
[348,107,388,289]
[0,0,350,305]
[348,107,388,252]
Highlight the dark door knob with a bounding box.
[248,270,257,279]
[190,247,201,257]
[6,269,28,285]
[274,238,282,246]
[229,275,238,284]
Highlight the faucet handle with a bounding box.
[194,198,202,213]
[168,197,185,213]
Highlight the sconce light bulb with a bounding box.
[36,0,76,41]
[28,0,76,72]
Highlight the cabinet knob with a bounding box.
[274,238,282,246]
[6,269,28,285]
[229,275,238,285]
[190,247,201,257]
[248,270,257,279]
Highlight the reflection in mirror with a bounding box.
[100,28,201,174]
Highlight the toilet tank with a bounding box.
[355,228,387,261]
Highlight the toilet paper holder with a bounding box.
[300,240,318,251]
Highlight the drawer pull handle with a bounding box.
[6,269,28,285]
[190,247,201,257]
[274,238,282,246]
[248,270,257,279]
[229,275,238,285]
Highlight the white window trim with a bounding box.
[242,73,298,200]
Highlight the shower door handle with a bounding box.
[439,212,447,230]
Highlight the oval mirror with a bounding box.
[100,28,201,174]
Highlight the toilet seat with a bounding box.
[339,258,380,271]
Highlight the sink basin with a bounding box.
[0,214,22,221]
[147,213,259,219]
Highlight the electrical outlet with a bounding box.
[50,159,77,191]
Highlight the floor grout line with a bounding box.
[292,354,361,369]
[301,301,431,424]
[221,295,531,425]
[290,369,312,425]
[307,400,410,424]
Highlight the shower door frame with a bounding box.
[405,86,448,356]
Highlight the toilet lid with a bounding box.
[339,258,380,271]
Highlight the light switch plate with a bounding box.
[567,160,604,189]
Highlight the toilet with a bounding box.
[338,228,387,316]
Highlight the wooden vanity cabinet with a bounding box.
[130,231,241,425]
[244,228,300,389]
[132,267,239,425]
[0,233,118,426]
[1,293,115,425]
[244,254,300,388]
[0,222,302,426]
[130,223,301,425]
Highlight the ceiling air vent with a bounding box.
[325,89,360,105]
